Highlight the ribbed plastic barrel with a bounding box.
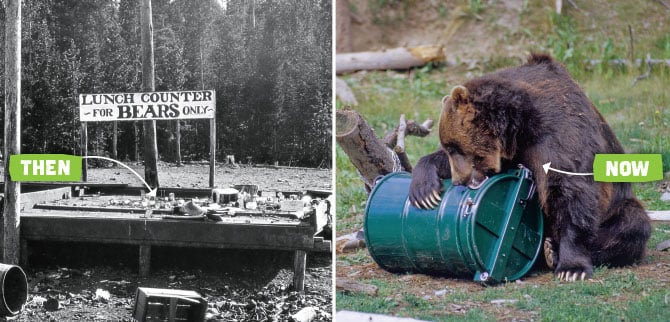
[364,167,543,283]
[0,264,28,316]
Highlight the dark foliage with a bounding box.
[0,0,331,168]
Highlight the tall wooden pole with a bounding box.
[81,122,88,181]
[141,0,159,189]
[201,37,214,187]
[112,121,118,162]
[209,118,215,188]
[4,0,22,264]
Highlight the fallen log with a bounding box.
[336,78,358,106]
[336,108,433,190]
[336,108,400,190]
[336,278,378,296]
[336,45,444,75]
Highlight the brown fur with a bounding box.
[409,53,651,280]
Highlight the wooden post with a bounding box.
[3,0,21,265]
[141,0,159,189]
[81,122,88,181]
[209,119,216,187]
[134,123,140,161]
[175,121,182,166]
[139,245,151,276]
[112,121,118,162]
[293,250,307,292]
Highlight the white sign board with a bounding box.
[79,90,215,122]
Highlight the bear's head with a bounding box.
[438,85,504,189]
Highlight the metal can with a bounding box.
[364,167,544,283]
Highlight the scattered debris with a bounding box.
[490,299,519,305]
[31,296,47,307]
[657,239,670,251]
[292,306,318,322]
[182,200,206,216]
[44,297,61,311]
[336,310,430,322]
[94,289,111,303]
[20,256,331,321]
[336,229,366,253]
[661,192,670,201]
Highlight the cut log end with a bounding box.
[336,109,360,138]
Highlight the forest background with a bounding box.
[0,0,332,168]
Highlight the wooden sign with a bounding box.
[79,90,215,122]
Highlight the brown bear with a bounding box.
[409,53,651,281]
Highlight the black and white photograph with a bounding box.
[0,0,332,321]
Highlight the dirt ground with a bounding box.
[11,162,333,321]
[346,0,531,62]
[337,228,670,285]
[336,226,670,319]
[85,161,332,192]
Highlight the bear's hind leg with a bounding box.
[591,198,651,267]
[543,176,604,281]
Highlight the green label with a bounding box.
[593,154,663,182]
[9,154,82,182]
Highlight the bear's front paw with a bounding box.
[554,261,593,282]
[409,170,442,210]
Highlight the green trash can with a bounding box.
[364,166,544,283]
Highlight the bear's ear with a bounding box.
[448,85,471,113]
[450,85,469,104]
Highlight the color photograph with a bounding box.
[335,1,670,321]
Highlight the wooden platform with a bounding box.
[14,185,331,292]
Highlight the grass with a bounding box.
[337,264,670,321]
[337,221,670,320]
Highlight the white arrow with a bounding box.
[542,162,593,176]
[83,156,157,197]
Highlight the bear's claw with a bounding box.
[432,191,442,203]
[425,192,441,209]
[420,200,431,209]
[554,251,593,282]
[556,270,589,282]
[419,190,440,209]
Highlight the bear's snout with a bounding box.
[466,175,489,189]
[451,169,488,190]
